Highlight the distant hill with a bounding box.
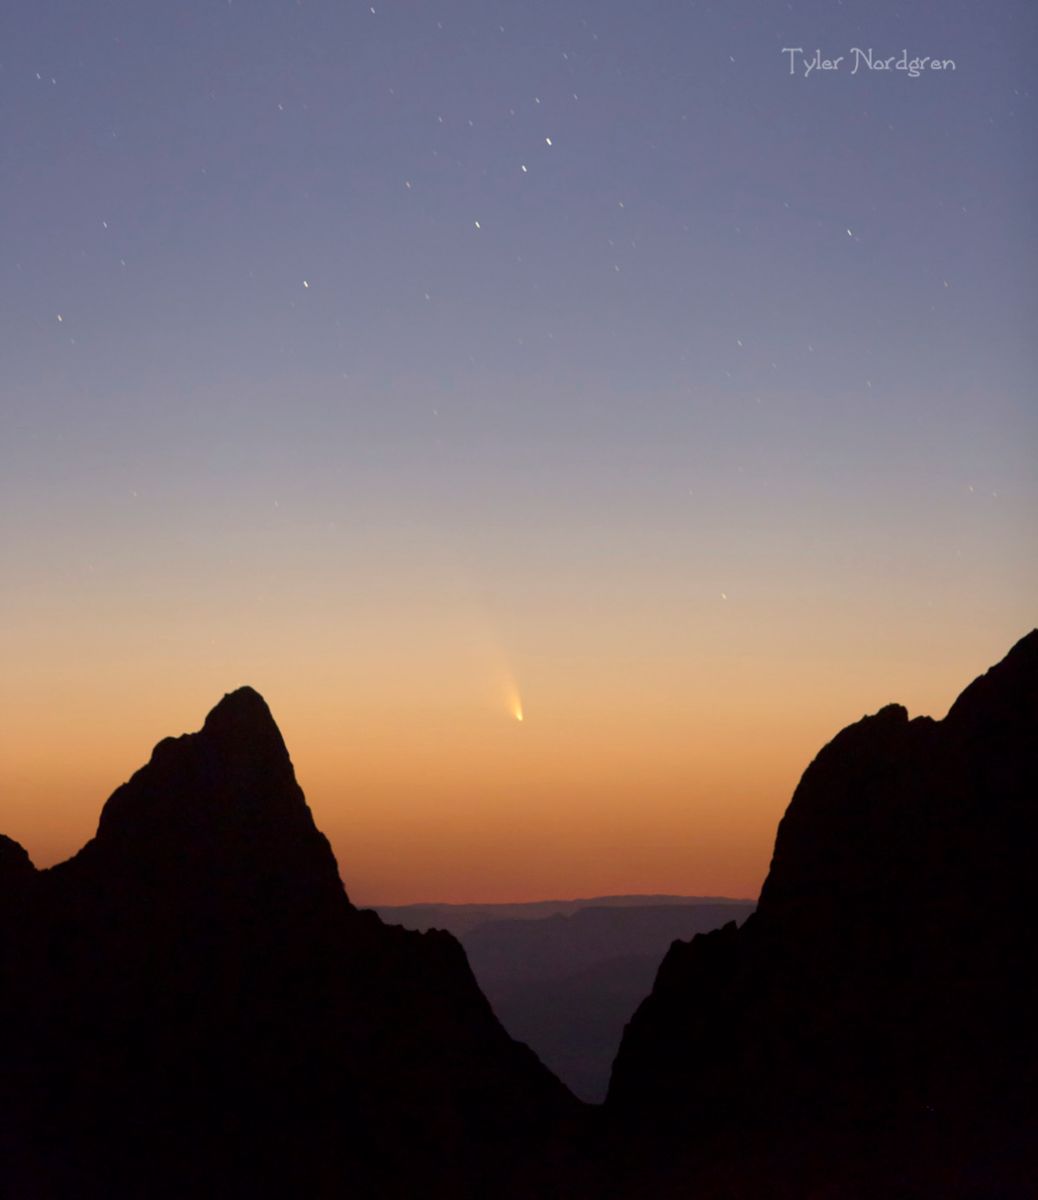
[374,894,752,937]
[376,900,755,1101]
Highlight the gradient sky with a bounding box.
[2,0,1034,903]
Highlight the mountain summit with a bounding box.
[85,685,346,922]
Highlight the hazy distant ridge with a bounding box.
[374,894,754,936]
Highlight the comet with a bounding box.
[502,674,524,723]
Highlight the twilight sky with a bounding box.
[1,0,1034,903]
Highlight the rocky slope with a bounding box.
[605,631,1038,1197]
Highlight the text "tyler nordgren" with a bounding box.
[782,47,957,78]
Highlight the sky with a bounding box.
[1,0,1034,904]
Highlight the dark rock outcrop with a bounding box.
[0,689,586,1199]
[606,631,1038,1198]
[0,834,35,889]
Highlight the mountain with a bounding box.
[605,632,1038,1198]
[0,688,586,1199]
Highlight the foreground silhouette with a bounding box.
[0,689,586,1199]
[1,633,1035,1198]
[607,630,1038,1197]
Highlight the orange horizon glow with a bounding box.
[1,618,1028,906]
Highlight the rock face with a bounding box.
[606,632,1038,1198]
[0,689,584,1199]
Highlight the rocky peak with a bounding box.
[84,687,346,909]
[944,628,1038,732]
[199,684,292,757]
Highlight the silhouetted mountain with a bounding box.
[606,632,1038,1198]
[460,904,754,1101]
[0,689,585,1199]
